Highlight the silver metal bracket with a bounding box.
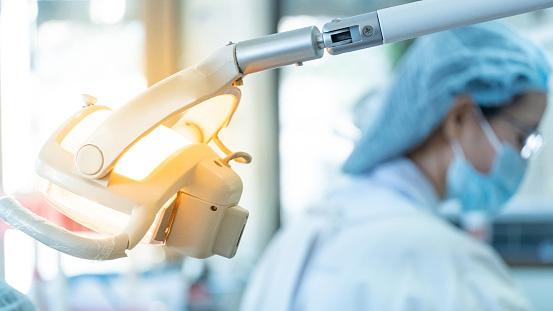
[235,26,324,74]
[233,11,384,73]
[322,11,383,55]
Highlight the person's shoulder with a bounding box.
[336,216,530,311]
[351,212,495,262]
[399,213,500,259]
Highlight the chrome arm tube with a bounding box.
[235,26,324,74]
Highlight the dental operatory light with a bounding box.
[0,0,552,260]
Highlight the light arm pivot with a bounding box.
[234,0,553,73]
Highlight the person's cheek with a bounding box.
[462,125,495,173]
[494,122,521,150]
[476,137,496,173]
[508,132,523,151]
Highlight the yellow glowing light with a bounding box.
[37,177,178,243]
[36,177,130,236]
[61,109,193,180]
[114,125,193,180]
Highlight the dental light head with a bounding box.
[0,0,552,260]
[0,45,251,260]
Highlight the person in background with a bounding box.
[240,22,551,311]
[0,281,35,311]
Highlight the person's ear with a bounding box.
[443,95,475,141]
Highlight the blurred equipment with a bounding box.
[0,281,36,310]
[0,0,552,261]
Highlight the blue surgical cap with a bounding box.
[343,22,551,175]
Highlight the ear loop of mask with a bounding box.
[450,139,466,160]
[450,105,501,162]
[473,106,502,153]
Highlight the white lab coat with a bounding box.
[240,158,531,311]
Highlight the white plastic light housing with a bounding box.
[0,45,250,260]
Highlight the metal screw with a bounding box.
[233,78,244,87]
[362,25,374,37]
[211,206,218,212]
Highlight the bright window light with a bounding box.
[90,0,126,25]
[0,0,34,194]
[5,230,35,294]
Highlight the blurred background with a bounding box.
[0,0,552,310]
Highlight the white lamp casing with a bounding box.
[0,45,249,260]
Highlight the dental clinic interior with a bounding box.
[1,0,553,310]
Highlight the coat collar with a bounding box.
[324,158,440,218]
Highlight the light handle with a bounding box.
[0,197,129,260]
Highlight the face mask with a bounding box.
[446,108,528,215]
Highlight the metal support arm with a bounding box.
[234,0,553,74]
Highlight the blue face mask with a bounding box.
[446,109,528,215]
